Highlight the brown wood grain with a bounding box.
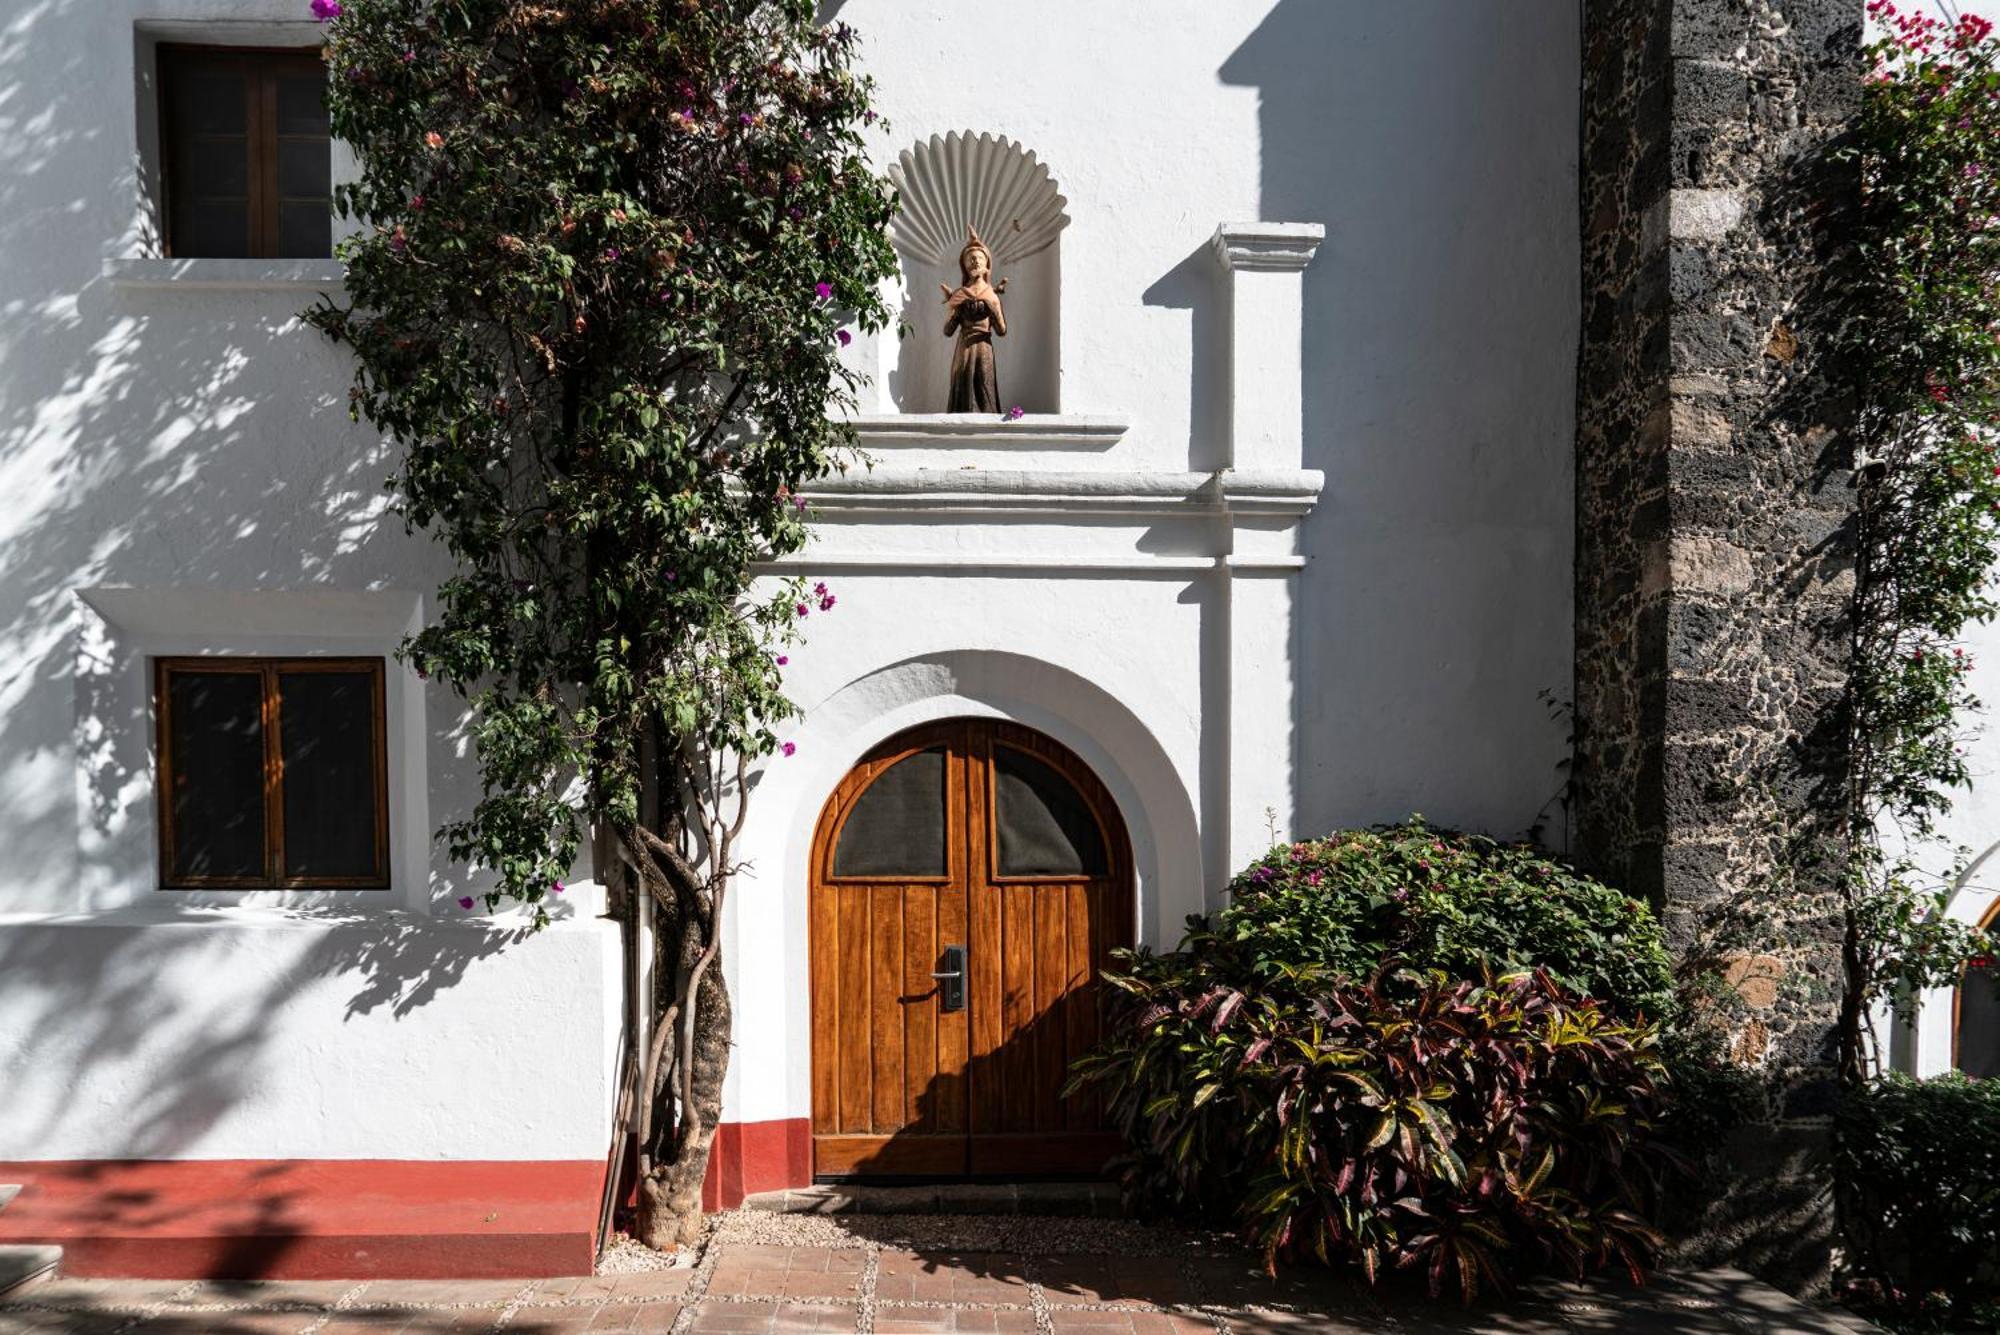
[807,719,1132,1178]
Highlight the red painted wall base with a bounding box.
[0,1122,813,1279]
[701,1118,812,1210]
[0,1159,603,1280]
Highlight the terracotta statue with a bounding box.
[941,226,1007,414]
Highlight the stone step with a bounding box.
[741,1181,1121,1217]
[0,1244,62,1298]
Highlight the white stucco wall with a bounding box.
[0,0,1578,1157]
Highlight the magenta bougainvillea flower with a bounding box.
[457,896,474,910]
[781,741,797,757]
[1005,404,1025,421]
[310,0,343,20]
[836,328,852,346]
[814,281,832,301]
[776,655,789,666]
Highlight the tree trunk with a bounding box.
[634,944,733,1249]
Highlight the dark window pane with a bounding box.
[278,670,382,880]
[277,139,329,201]
[1961,957,2000,1079]
[171,69,246,135]
[166,670,266,880]
[273,72,327,136]
[994,747,1106,877]
[277,202,330,258]
[833,747,946,878]
[183,135,250,199]
[171,201,251,258]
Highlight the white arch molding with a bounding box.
[883,133,1069,416]
[716,650,1200,1128]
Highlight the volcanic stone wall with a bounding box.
[1575,0,1859,1288]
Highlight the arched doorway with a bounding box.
[1956,902,1999,1079]
[808,719,1133,1177]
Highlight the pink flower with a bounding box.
[836,329,852,347]
[814,281,832,301]
[401,48,417,63]
[782,741,797,757]
[457,896,474,910]
[1005,405,1025,421]
[310,0,342,19]
[819,593,837,611]
[551,880,564,895]
[425,131,445,150]
[410,194,425,210]
[796,602,810,618]
[776,654,789,666]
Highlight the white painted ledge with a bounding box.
[1210,222,1325,272]
[803,466,1323,516]
[103,257,347,292]
[843,413,1127,450]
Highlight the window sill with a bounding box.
[103,257,345,292]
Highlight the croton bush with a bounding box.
[1069,821,1681,1300]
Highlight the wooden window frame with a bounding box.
[154,656,390,890]
[157,43,329,260]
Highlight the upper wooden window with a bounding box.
[155,658,389,889]
[158,45,331,259]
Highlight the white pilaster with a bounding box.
[1210,223,1323,884]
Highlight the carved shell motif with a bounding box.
[887,131,1070,268]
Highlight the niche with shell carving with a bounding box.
[886,132,1068,415]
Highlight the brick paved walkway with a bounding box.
[0,1236,1877,1333]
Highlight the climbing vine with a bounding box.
[1838,0,2000,1079]
[305,0,898,1247]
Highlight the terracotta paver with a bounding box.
[0,1220,1883,1334]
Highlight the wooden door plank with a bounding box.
[1064,880,1095,1130]
[836,881,871,1134]
[999,884,1036,1132]
[869,885,906,1132]
[809,837,840,1133]
[937,880,970,1133]
[1032,883,1068,1131]
[902,882,938,1130]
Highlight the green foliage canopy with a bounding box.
[307,0,899,909]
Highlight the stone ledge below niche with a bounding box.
[841,413,1127,451]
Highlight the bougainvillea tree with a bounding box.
[1838,2,2000,1080]
[305,0,897,1244]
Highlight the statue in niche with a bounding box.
[940,226,1008,414]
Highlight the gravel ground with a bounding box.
[596,1228,700,1273]
[705,1207,1224,1257]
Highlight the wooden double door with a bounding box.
[809,720,1132,1177]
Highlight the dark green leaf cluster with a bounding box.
[1068,960,1677,1302]
[304,0,899,909]
[1211,818,1674,1023]
[1836,1073,2000,1328]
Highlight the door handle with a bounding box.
[931,944,966,1013]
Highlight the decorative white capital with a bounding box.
[1209,222,1324,272]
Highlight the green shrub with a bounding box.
[1069,951,1677,1301]
[1837,1073,2000,1326]
[1216,819,1674,1022]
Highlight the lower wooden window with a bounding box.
[155,657,389,889]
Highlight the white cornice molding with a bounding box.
[803,467,1323,517]
[1210,222,1325,272]
[843,413,1127,451]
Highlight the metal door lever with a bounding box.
[932,944,966,1013]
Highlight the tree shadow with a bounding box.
[0,0,544,1196]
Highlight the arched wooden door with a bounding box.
[809,719,1133,1177]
